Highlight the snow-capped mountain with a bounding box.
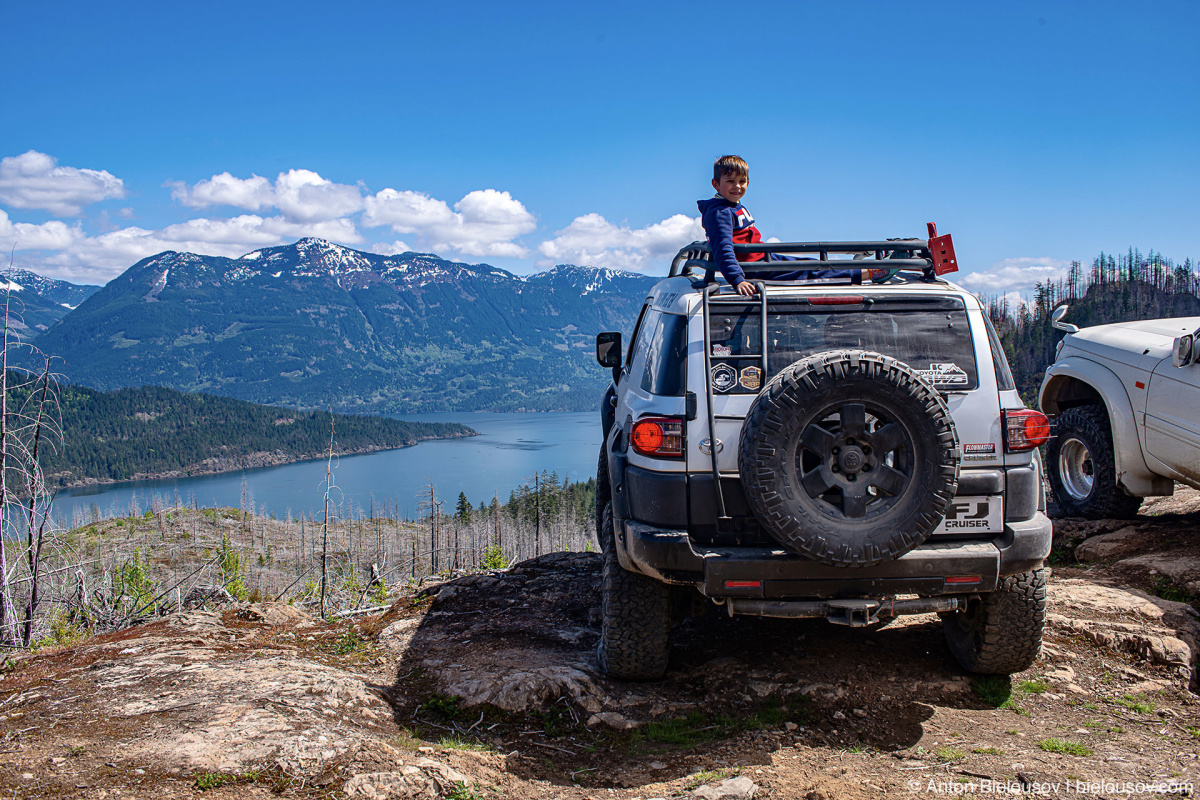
[33,240,657,413]
[0,268,102,337]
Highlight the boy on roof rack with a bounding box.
[698,155,855,296]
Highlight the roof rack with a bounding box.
[669,222,958,284]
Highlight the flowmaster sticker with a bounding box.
[710,363,737,392]
[932,496,1002,534]
[964,443,996,454]
[739,366,763,390]
[712,344,732,356]
[915,362,969,386]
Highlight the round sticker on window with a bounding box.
[710,364,737,392]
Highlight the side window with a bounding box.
[626,305,659,373]
[625,302,652,370]
[641,313,688,396]
[982,314,1016,391]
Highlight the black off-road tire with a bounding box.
[595,505,671,681]
[596,446,611,550]
[738,350,960,568]
[942,569,1047,675]
[1046,404,1142,519]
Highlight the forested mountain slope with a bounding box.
[987,250,1200,401]
[4,375,474,489]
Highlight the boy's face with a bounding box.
[712,172,749,204]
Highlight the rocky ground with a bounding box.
[2,491,1199,799]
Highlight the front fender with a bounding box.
[1039,357,1171,497]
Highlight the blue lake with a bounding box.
[51,412,602,524]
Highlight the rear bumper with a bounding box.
[615,513,1052,599]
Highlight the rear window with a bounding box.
[708,296,978,394]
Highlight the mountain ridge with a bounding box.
[32,239,657,413]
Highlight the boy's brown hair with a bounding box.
[713,155,749,181]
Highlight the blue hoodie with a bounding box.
[696,196,859,286]
[697,196,762,286]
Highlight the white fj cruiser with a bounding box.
[1039,309,1200,518]
[594,227,1053,680]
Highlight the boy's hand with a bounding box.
[735,280,757,296]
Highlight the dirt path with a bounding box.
[2,494,1199,799]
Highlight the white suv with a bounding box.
[1039,309,1200,518]
[594,230,1053,680]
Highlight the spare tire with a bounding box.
[738,349,960,568]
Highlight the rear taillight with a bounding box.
[631,417,684,458]
[1003,409,1051,452]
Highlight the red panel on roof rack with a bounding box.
[927,222,958,275]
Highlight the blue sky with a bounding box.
[1,1,1196,300]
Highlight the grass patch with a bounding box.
[1004,729,1019,736]
[326,628,367,656]
[194,771,258,791]
[972,675,1013,706]
[421,693,464,720]
[1187,727,1199,739]
[1113,694,1155,714]
[972,746,1005,755]
[1152,578,1196,605]
[1037,738,1093,756]
[1017,679,1051,694]
[683,768,740,791]
[1046,541,1083,567]
[436,734,492,752]
[640,712,731,747]
[936,747,968,763]
[973,675,1030,714]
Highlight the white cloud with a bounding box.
[169,168,363,222]
[274,169,364,222]
[0,209,84,251]
[0,150,125,215]
[958,257,1072,293]
[537,213,704,271]
[24,215,362,284]
[170,172,274,210]
[363,188,536,257]
[368,240,414,256]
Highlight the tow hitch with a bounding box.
[724,596,962,626]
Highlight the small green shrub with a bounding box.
[972,746,1005,755]
[480,544,509,570]
[216,533,248,600]
[1017,679,1051,694]
[445,783,485,800]
[936,747,967,763]
[329,628,365,655]
[421,693,464,719]
[31,612,90,650]
[371,578,389,604]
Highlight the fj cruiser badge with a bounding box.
[739,366,762,390]
[915,362,969,386]
[710,364,737,392]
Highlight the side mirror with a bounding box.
[1172,333,1195,368]
[596,331,622,369]
[1050,305,1078,333]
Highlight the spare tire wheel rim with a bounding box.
[738,350,960,568]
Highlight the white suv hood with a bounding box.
[1063,317,1200,370]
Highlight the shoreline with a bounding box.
[47,429,479,491]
